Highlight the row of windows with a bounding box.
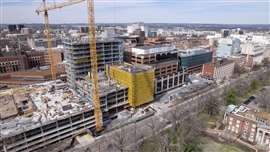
[0,65,19,73]
[0,61,19,65]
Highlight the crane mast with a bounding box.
[42,0,56,80]
[36,0,103,132]
[87,0,103,132]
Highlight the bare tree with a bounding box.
[109,128,128,152]
[257,90,270,112]
[167,109,183,132]
[204,93,221,117]
[172,115,206,152]
[145,117,169,152]
[146,117,163,138]
[234,64,246,76]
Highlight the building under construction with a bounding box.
[108,64,155,107]
[0,79,128,152]
[64,36,124,89]
[75,73,129,115]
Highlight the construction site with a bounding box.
[0,45,214,152]
[0,0,215,152]
[0,35,214,152]
[64,36,123,89]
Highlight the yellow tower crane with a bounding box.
[36,0,103,132]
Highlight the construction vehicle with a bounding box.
[36,0,103,132]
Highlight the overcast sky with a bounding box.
[1,0,269,24]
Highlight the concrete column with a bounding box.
[155,80,158,94]
[167,75,169,90]
[261,131,266,144]
[256,129,262,143]
[116,93,118,113]
[161,77,164,92]
[172,73,175,87]
[182,70,185,84]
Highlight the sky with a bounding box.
[0,0,269,24]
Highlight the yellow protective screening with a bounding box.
[109,66,155,107]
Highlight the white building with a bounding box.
[241,43,264,65]
[216,38,241,58]
[255,112,270,152]
[127,23,144,35]
[213,61,235,81]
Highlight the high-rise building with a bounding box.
[63,37,124,88]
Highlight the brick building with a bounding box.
[202,59,235,81]
[225,105,270,152]
[225,106,257,143]
[0,56,28,73]
[0,50,63,74]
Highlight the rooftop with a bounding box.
[63,36,122,45]
[256,112,270,124]
[111,63,153,73]
[230,105,257,121]
[76,73,128,97]
[0,80,92,137]
[131,45,177,55]
[179,47,211,57]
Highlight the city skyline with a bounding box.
[1,0,269,24]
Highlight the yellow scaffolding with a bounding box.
[108,64,155,107]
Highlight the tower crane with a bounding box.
[36,0,103,132]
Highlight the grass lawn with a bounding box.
[200,137,253,152]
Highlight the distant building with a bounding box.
[79,26,89,33]
[147,31,158,38]
[8,24,24,33]
[221,29,230,38]
[0,50,65,75]
[129,45,187,94]
[216,38,241,58]
[0,66,66,87]
[29,38,62,51]
[131,45,178,78]
[127,22,145,35]
[202,59,235,81]
[179,48,213,74]
[21,28,33,35]
[0,55,28,73]
[241,43,264,66]
[0,51,49,74]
